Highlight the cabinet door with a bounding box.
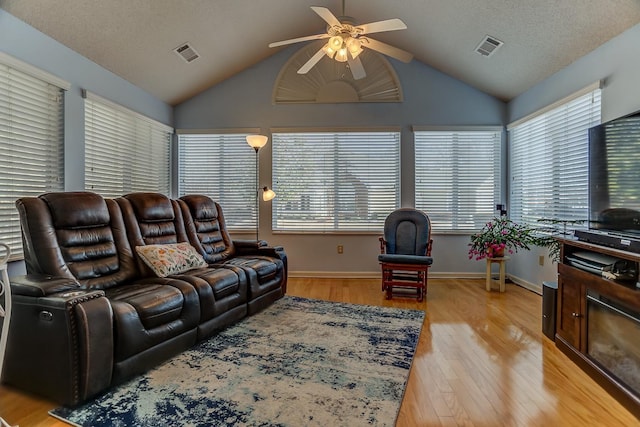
[557,276,582,348]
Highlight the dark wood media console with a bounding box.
[557,238,640,419]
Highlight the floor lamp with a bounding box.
[246,135,276,242]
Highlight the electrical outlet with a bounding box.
[539,255,545,266]
[337,245,344,254]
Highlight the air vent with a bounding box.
[475,35,503,57]
[174,43,200,63]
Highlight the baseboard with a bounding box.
[289,271,541,295]
[507,274,542,295]
[289,271,379,279]
[289,271,486,279]
[431,272,485,279]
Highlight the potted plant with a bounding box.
[468,217,547,260]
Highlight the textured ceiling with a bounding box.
[1,0,639,105]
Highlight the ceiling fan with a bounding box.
[268,2,413,80]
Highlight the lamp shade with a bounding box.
[262,186,276,201]
[246,135,268,150]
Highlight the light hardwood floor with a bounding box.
[1,278,639,426]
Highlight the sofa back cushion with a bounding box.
[16,192,138,289]
[179,195,235,264]
[117,192,190,275]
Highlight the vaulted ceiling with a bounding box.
[2,0,639,105]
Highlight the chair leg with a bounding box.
[424,268,428,295]
[381,267,393,299]
[417,271,425,302]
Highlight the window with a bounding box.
[84,91,172,198]
[177,132,257,229]
[272,130,400,232]
[509,85,601,227]
[0,54,67,257]
[414,127,502,232]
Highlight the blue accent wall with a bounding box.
[174,45,507,276]
[0,9,173,192]
[4,4,638,282]
[508,23,640,291]
[1,9,172,276]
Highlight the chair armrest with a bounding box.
[10,274,80,297]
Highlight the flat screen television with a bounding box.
[588,110,640,237]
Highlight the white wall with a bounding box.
[174,46,507,277]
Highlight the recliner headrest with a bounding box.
[124,192,175,222]
[41,192,110,229]
[180,195,219,221]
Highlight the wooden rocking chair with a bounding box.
[378,208,433,301]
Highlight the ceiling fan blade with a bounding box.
[269,33,330,48]
[357,18,407,35]
[362,37,413,63]
[347,54,366,80]
[310,6,342,29]
[297,46,327,74]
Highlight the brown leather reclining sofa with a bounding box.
[4,191,287,406]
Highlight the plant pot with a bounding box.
[488,247,505,258]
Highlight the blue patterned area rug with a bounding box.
[50,296,425,427]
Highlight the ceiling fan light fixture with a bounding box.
[346,37,363,58]
[323,44,337,58]
[328,35,344,51]
[335,48,349,62]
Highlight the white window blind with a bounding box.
[84,92,172,198]
[177,132,257,230]
[0,61,65,257]
[414,128,502,231]
[272,131,400,232]
[509,88,601,226]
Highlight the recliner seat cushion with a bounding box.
[224,256,279,283]
[106,283,185,330]
[105,278,200,362]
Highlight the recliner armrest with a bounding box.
[233,239,268,252]
[232,241,288,295]
[10,274,81,297]
[5,288,113,405]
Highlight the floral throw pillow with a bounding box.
[135,242,207,278]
